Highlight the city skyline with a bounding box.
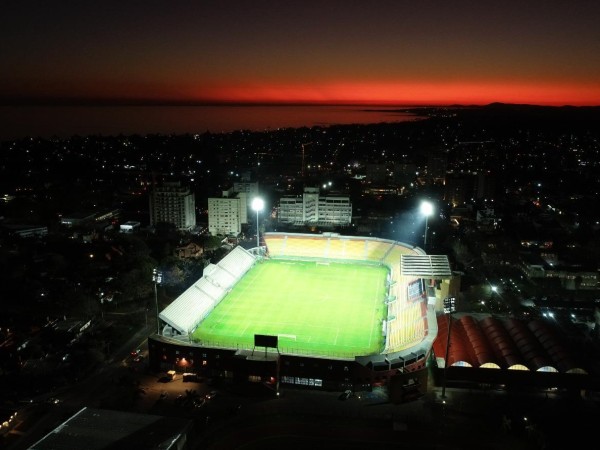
[2,1,600,107]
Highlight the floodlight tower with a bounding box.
[441,296,456,399]
[251,197,264,248]
[420,200,434,249]
[152,268,162,334]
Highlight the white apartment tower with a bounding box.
[208,197,243,236]
[278,187,352,226]
[149,181,196,231]
[208,183,259,236]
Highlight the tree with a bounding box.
[202,235,223,251]
[160,256,205,293]
[114,261,155,303]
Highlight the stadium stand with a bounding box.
[264,234,287,257]
[326,237,345,259]
[203,264,236,289]
[218,246,256,278]
[266,234,377,262]
[384,300,426,352]
[348,239,368,260]
[195,277,225,301]
[365,239,394,261]
[282,235,326,258]
[159,246,256,335]
[383,245,405,281]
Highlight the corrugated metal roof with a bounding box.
[400,254,452,277]
[29,407,190,450]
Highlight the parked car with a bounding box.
[206,390,218,400]
[338,390,352,401]
[182,372,199,382]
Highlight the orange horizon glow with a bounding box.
[187,80,600,107]
[3,79,600,107]
[4,3,600,110]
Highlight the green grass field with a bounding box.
[191,259,389,358]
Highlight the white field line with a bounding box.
[278,334,296,340]
[213,260,386,352]
[240,322,250,337]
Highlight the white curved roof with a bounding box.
[159,246,256,334]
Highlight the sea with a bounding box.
[0,105,426,141]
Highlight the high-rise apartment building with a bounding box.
[149,181,196,231]
[208,196,244,236]
[207,183,258,236]
[278,187,352,226]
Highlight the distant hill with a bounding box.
[462,102,600,117]
[415,103,600,132]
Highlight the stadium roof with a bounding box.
[159,246,256,334]
[432,314,587,374]
[400,255,452,278]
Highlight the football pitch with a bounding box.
[191,259,389,358]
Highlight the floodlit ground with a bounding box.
[192,260,388,358]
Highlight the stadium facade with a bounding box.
[148,232,452,393]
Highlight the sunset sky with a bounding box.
[2,0,600,106]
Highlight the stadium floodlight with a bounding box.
[420,200,434,248]
[441,314,451,399]
[152,268,162,334]
[251,197,264,248]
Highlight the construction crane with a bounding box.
[301,142,313,178]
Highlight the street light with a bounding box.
[420,200,434,249]
[152,268,162,334]
[441,296,456,399]
[251,197,264,248]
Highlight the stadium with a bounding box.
[148,232,452,393]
